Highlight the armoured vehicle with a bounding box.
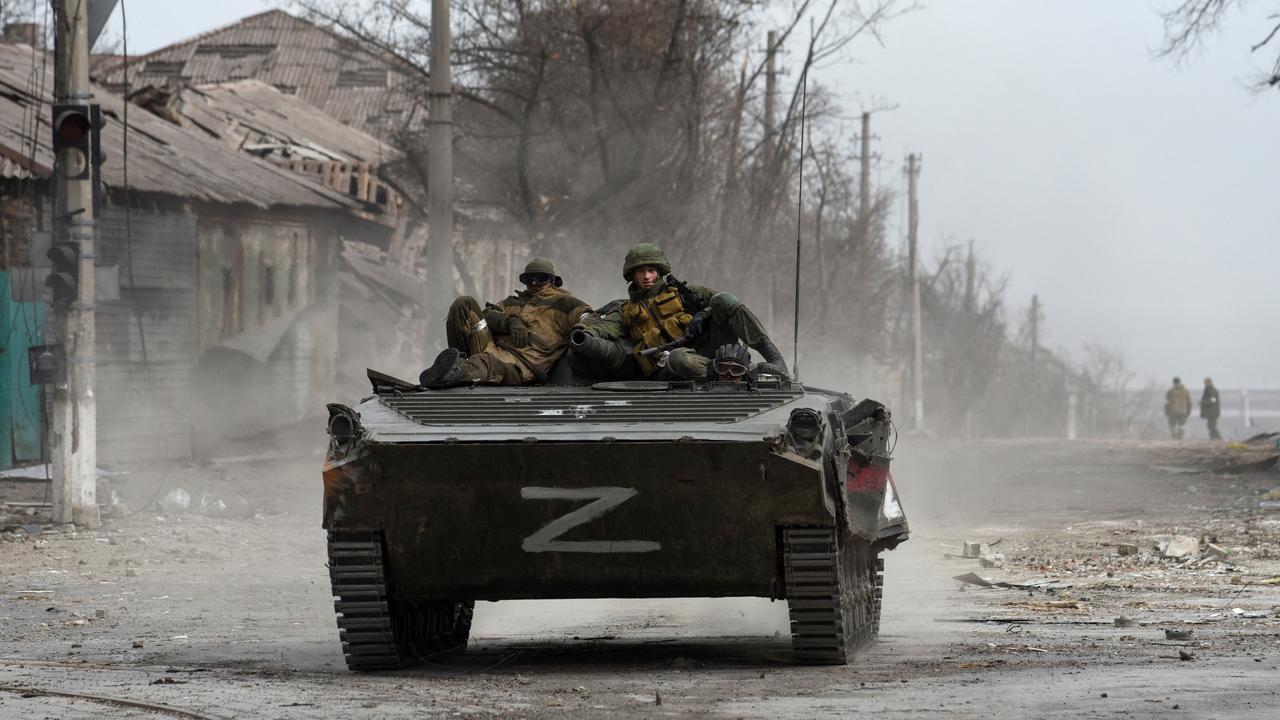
[322,372,909,670]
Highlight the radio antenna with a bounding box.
[791,52,811,380]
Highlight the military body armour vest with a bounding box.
[621,285,693,375]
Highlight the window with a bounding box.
[264,265,276,307]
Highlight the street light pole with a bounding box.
[424,0,455,329]
[50,0,98,527]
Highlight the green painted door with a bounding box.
[0,270,44,469]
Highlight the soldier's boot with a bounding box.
[420,348,469,388]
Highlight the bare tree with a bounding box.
[1159,0,1280,90]
[908,242,1007,432]
[1078,343,1146,438]
[289,0,910,306]
[0,0,41,26]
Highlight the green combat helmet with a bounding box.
[519,257,563,287]
[622,243,671,281]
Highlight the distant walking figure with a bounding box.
[1200,377,1222,440]
[1165,377,1192,440]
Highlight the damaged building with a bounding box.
[97,8,528,305]
[0,39,394,468]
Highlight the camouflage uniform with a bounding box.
[424,259,591,387]
[573,244,786,381]
[1200,378,1221,441]
[1165,378,1192,440]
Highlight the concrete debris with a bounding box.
[1203,543,1229,560]
[153,487,255,519]
[954,572,996,588]
[158,489,192,514]
[1179,650,1196,661]
[979,553,1006,568]
[962,541,984,558]
[1259,501,1280,511]
[1160,535,1200,559]
[32,539,49,550]
[952,572,1068,590]
[1165,629,1194,641]
[95,609,108,619]
[198,493,254,519]
[1231,608,1266,619]
[1113,616,1137,627]
[1116,543,1139,556]
[1212,455,1279,474]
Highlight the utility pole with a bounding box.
[764,30,777,157]
[964,240,976,312]
[906,153,923,431]
[424,0,454,331]
[1029,294,1041,368]
[857,111,871,220]
[51,0,97,527]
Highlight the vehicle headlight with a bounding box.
[788,408,823,445]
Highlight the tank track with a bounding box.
[327,530,473,671]
[783,527,880,665]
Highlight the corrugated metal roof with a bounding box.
[0,43,363,211]
[177,80,398,165]
[96,10,423,133]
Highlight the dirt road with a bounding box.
[2,439,1279,718]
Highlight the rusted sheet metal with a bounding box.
[324,441,832,601]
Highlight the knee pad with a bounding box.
[708,291,742,320]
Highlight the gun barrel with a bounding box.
[639,338,689,358]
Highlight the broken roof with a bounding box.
[165,79,398,165]
[96,10,422,134]
[0,42,363,211]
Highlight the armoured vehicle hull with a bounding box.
[323,378,908,670]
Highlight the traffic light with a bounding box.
[46,240,79,306]
[51,104,93,180]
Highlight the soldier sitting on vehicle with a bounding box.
[570,243,787,381]
[420,258,592,388]
[707,343,790,385]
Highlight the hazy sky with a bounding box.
[811,1,1280,389]
[113,1,1280,388]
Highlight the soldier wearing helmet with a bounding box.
[708,343,790,384]
[421,257,591,388]
[572,243,787,381]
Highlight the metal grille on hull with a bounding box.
[381,389,801,425]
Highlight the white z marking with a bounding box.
[520,486,661,553]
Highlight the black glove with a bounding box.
[750,362,791,381]
[508,317,530,347]
[685,310,710,342]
